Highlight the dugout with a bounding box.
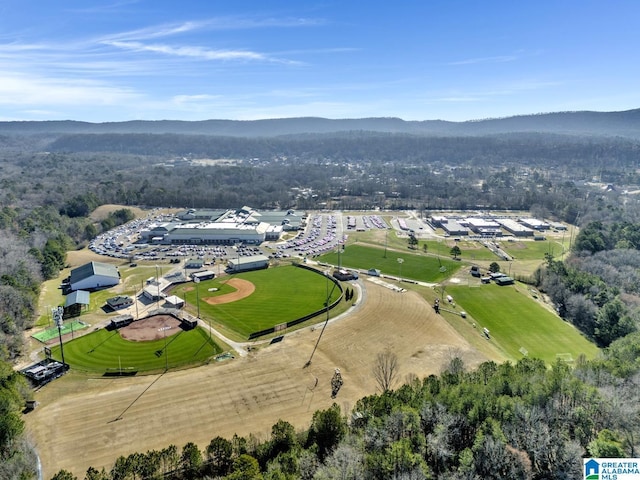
[181,315,198,330]
[21,359,67,386]
[109,315,134,329]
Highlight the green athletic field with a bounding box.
[500,239,566,261]
[318,244,460,282]
[50,326,222,373]
[171,265,343,339]
[447,283,599,364]
[32,320,90,342]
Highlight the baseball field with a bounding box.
[24,235,600,478]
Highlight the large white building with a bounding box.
[140,206,303,246]
[69,262,120,292]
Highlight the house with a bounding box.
[69,262,119,292]
[106,295,134,310]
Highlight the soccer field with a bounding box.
[447,283,599,363]
[319,244,461,282]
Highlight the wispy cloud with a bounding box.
[99,16,324,43]
[104,40,297,64]
[66,0,142,15]
[448,55,519,66]
[424,79,562,104]
[0,73,140,106]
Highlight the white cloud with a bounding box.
[0,73,140,106]
[104,40,279,62]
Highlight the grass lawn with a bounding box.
[51,326,222,373]
[318,244,461,283]
[171,265,343,339]
[447,283,599,364]
[500,239,566,261]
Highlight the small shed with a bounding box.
[191,270,215,281]
[185,258,204,269]
[164,295,185,309]
[495,276,515,286]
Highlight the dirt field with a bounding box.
[119,315,183,342]
[26,280,499,478]
[203,278,256,305]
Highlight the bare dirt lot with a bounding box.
[119,315,183,342]
[203,278,256,305]
[26,280,498,478]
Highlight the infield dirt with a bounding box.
[26,280,498,478]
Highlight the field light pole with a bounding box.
[397,258,404,280]
[163,322,168,372]
[155,264,160,310]
[52,306,66,367]
[194,276,201,319]
[304,270,332,368]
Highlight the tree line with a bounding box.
[50,347,640,480]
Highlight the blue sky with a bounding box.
[1,0,639,122]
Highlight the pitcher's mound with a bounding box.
[204,278,255,305]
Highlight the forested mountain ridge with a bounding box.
[1,108,640,138]
[42,131,640,171]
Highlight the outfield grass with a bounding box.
[500,239,565,261]
[51,326,222,373]
[447,283,599,364]
[171,265,343,339]
[318,244,461,283]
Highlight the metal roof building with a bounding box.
[69,262,119,292]
[496,219,534,237]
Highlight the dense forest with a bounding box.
[49,346,640,480]
[0,114,640,479]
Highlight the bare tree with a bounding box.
[373,349,400,392]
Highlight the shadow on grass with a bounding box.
[87,331,119,354]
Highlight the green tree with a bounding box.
[180,442,202,479]
[50,470,78,480]
[594,298,637,347]
[450,245,461,260]
[270,419,297,458]
[587,429,626,457]
[489,262,501,273]
[206,436,233,477]
[307,404,346,461]
[227,454,263,480]
[84,466,109,480]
